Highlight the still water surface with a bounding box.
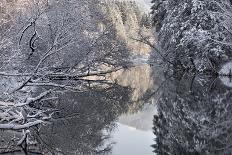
[1,62,232,155]
[36,63,157,155]
[112,103,157,155]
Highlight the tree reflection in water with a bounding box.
[153,74,232,155]
[0,84,131,155]
[34,85,132,155]
[0,63,156,155]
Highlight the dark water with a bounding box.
[153,74,232,155]
[36,64,157,155]
[1,64,232,155]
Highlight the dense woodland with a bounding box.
[0,0,232,154]
[0,0,152,153]
[151,0,232,154]
[151,0,232,73]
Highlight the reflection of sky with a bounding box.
[110,104,157,155]
[112,123,155,155]
[220,76,232,88]
[108,62,156,154]
[119,104,158,131]
[219,62,232,88]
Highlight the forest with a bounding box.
[0,0,232,155]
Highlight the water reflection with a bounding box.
[36,86,131,155]
[35,64,156,155]
[153,74,232,155]
[119,104,157,131]
[2,63,232,154]
[111,123,154,155]
[32,64,155,154]
[111,104,157,155]
[0,63,157,155]
[107,64,158,114]
[220,76,232,88]
[107,64,154,101]
[219,62,232,88]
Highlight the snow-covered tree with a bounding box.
[0,0,148,152]
[151,0,232,72]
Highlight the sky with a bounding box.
[119,0,152,12]
[134,0,152,11]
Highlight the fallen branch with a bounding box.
[0,120,43,130]
[0,90,51,107]
[15,90,51,107]
[26,83,82,92]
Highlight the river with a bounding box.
[36,63,158,155]
[1,60,232,155]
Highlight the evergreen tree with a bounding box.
[151,0,232,72]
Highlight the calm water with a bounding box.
[153,73,232,155]
[36,64,158,155]
[1,63,232,155]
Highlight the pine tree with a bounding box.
[151,0,232,72]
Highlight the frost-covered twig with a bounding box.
[0,120,43,130]
[0,90,52,134]
[15,90,51,107]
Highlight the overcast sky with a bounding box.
[134,0,152,12]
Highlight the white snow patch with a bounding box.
[219,61,232,88]
[220,76,232,88]
[219,62,232,75]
